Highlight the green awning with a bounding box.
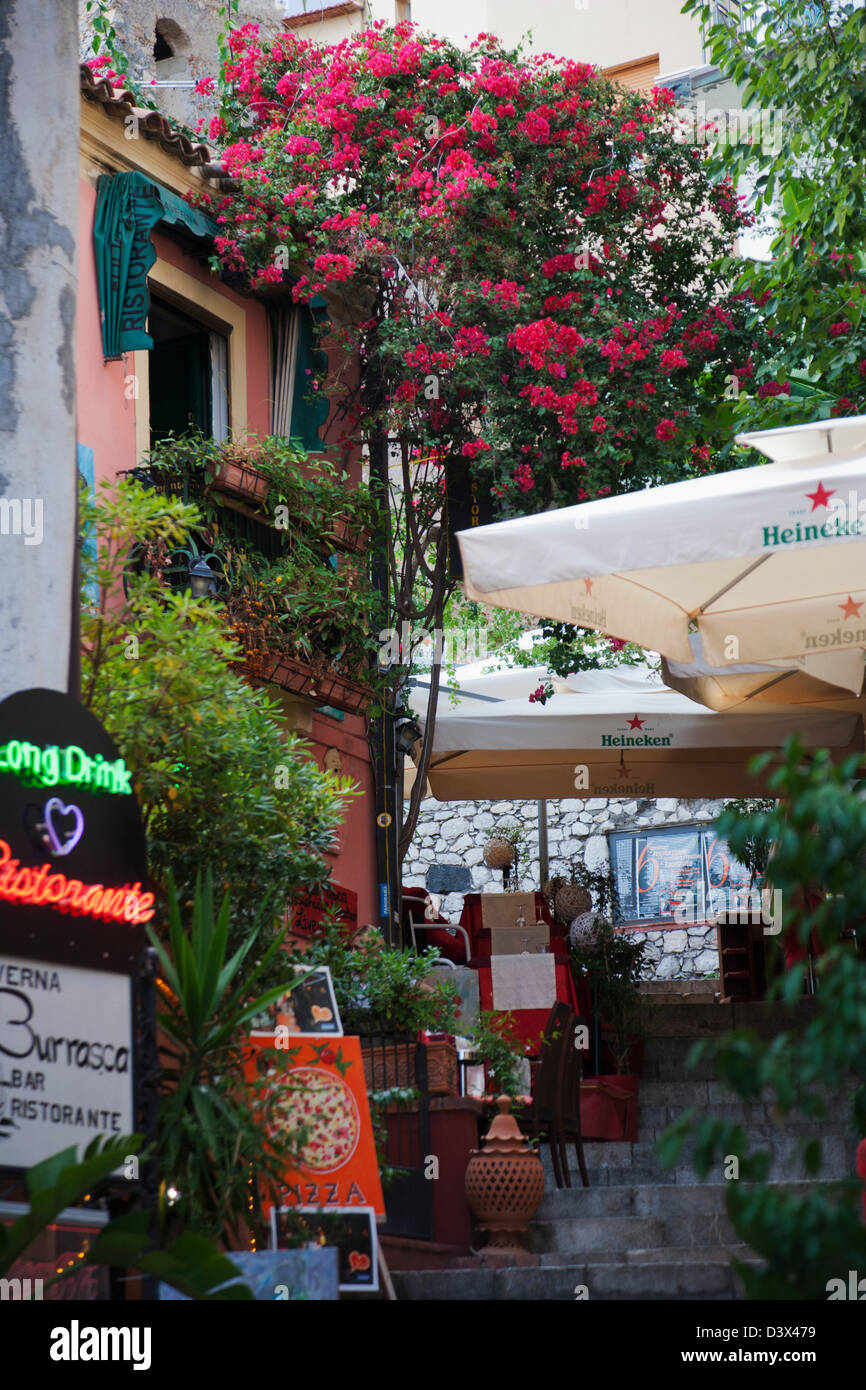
[93,172,219,360]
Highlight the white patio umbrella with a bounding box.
[661,633,866,713]
[457,417,866,691]
[408,664,865,802]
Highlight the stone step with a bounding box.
[539,1243,758,1267]
[639,980,718,1001]
[641,998,817,1038]
[532,1214,668,1255]
[536,1178,828,1220]
[392,1258,750,1301]
[582,1259,745,1301]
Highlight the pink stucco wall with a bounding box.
[76,178,273,482]
[76,175,376,925]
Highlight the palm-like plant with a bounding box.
[147,873,309,1247]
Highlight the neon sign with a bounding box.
[0,740,133,794]
[0,840,154,924]
[42,798,85,857]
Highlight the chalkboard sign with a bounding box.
[610,825,755,926]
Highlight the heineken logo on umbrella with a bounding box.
[601,715,673,748]
[762,481,866,548]
[802,592,866,651]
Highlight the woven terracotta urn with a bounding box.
[464,1096,545,1250]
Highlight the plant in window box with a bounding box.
[569,922,647,1142]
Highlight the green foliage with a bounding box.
[683,0,866,437]
[0,1136,253,1299]
[80,477,354,952]
[470,1011,527,1101]
[146,873,311,1246]
[0,1135,141,1277]
[570,922,647,1074]
[301,924,460,1036]
[548,858,620,923]
[659,739,866,1297]
[144,432,380,542]
[717,797,776,883]
[141,434,382,678]
[85,1212,254,1300]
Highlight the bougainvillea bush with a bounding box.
[204,20,767,514]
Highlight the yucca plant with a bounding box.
[146,872,310,1247]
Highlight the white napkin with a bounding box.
[490,953,557,1011]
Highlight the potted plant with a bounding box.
[301,925,461,1094]
[206,443,270,508]
[569,921,647,1142]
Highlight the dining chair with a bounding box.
[522,1002,574,1188]
[557,1013,591,1189]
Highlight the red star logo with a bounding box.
[839,594,863,619]
[806,481,835,511]
[617,762,632,779]
[584,578,593,595]
[627,715,645,730]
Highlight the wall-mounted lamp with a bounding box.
[394,716,422,756]
[188,557,218,597]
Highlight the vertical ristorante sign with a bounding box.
[0,690,148,1168]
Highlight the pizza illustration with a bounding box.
[279,1066,361,1173]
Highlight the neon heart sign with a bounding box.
[43,797,85,857]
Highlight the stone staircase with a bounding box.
[392,988,859,1301]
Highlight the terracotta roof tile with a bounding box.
[80,62,213,168]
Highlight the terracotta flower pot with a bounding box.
[209,457,269,507]
[464,1095,545,1250]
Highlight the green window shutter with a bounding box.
[290,298,330,449]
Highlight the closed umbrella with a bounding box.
[457,417,866,690]
[661,633,866,713]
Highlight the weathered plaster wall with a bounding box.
[79,1,287,130]
[0,0,79,699]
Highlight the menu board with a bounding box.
[611,826,755,925]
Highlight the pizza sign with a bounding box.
[244,1035,384,1216]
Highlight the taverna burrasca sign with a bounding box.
[0,690,147,1169]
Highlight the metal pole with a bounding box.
[537,800,549,887]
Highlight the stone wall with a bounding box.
[79,0,285,130]
[403,796,727,980]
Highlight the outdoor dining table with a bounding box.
[459,892,591,1051]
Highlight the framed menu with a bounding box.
[271,1206,379,1293]
[610,825,755,926]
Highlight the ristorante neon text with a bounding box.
[0,841,153,924]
